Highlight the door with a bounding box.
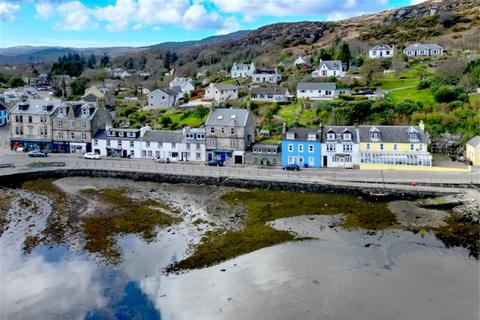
[220,153,226,162]
[234,155,242,164]
[323,155,328,167]
[122,150,127,158]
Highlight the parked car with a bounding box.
[155,157,170,163]
[282,163,300,171]
[28,150,48,157]
[206,159,224,167]
[83,152,101,160]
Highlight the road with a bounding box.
[0,152,479,187]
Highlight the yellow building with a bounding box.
[466,136,480,167]
[358,122,432,166]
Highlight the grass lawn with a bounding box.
[387,87,435,105]
[165,109,206,127]
[277,104,300,125]
[380,72,420,90]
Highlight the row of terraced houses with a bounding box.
[8,100,433,169]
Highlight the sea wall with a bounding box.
[0,168,457,200]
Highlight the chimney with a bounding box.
[419,120,425,132]
[282,122,287,134]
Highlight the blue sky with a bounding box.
[0,0,420,48]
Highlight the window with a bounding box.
[70,132,75,139]
[419,144,424,151]
[221,128,224,134]
[148,150,152,158]
[58,120,63,127]
[127,132,136,138]
[59,108,65,116]
[130,141,134,147]
[57,132,63,139]
[81,133,87,140]
[410,144,414,151]
[327,144,335,152]
[298,145,303,152]
[130,150,134,156]
[28,116,32,123]
[393,144,398,151]
[81,121,87,128]
[366,143,371,150]
[196,152,201,160]
[230,128,235,135]
[230,140,236,147]
[172,143,176,148]
[146,141,150,147]
[286,133,295,140]
[142,150,147,157]
[307,134,316,141]
[81,108,89,116]
[288,156,295,164]
[343,133,351,140]
[94,139,98,146]
[325,90,332,96]
[106,140,111,147]
[380,143,384,150]
[40,116,47,123]
[288,144,293,152]
[210,127,215,134]
[70,121,75,128]
[186,143,190,149]
[343,144,353,152]
[155,151,160,158]
[327,133,335,140]
[371,132,380,140]
[308,145,314,153]
[15,127,23,135]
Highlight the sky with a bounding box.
[0,0,424,48]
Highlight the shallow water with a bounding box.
[0,179,478,320]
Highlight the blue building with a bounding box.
[281,127,322,168]
[0,105,7,126]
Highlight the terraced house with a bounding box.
[321,126,360,168]
[281,126,322,168]
[9,99,61,151]
[205,108,255,164]
[358,122,432,168]
[52,101,111,153]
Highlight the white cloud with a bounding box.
[133,23,144,30]
[152,26,162,31]
[210,0,390,21]
[56,1,92,31]
[93,0,137,31]
[0,2,20,21]
[410,0,426,4]
[36,1,55,19]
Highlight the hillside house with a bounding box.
[205,83,239,103]
[296,82,350,100]
[82,86,116,107]
[369,44,394,59]
[0,105,7,126]
[169,77,195,95]
[249,87,290,102]
[205,108,255,164]
[312,60,345,78]
[403,43,444,57]
[148,88,180,109]
[294,56,307,66]
[245,143,281,166]
[231,63,256,78]
[252,68,282,84]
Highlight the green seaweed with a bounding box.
[81,188,181,264]
[167,189,397,271]
[434,214,480,259]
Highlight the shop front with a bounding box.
[10,139,53,152]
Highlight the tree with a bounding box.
[359,59,384,86]
[392,54,407,79]
[8,76,25,88]
[71,76,89,95]
[125,57,134,69]
[338,42,351,71]
[87,54,96,68]
[139,56,147,70]
[416,64,428,81]
[433,86,461,103]
[100,54,110,68]
[160,116,172,128]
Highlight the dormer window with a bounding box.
[127,132,136,138]
[327,131,335,140]
[343,133,351,140]
[286,132,295,140]
[59,108,65,116]
[81,108,89,117]
[307,134,317,141]
[407,127,419,142]
[107,131,115,137]
[369,127,380,141]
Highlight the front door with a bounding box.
[234,155,242,164]
[122,150,127,158]
[323,155,328,167]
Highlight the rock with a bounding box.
[416,196,462,209]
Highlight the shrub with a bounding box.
[433,86,462,103]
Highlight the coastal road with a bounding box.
[1,152,479,186]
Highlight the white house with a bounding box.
[369,44,394,59]
[297,82,350,100]
[403,43,444,57]
[294,56,307,66]
[312,60,345,78]
[169,77,195,95]
[249,87,290,102]
[252,68,282,84]
[147,88,180,109]
[92,127,147,158]
[205,83,239,103]
[231,62,256,78]
[321,126,360,168]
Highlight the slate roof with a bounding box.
[82,93,98,102]
[282,127,322,141]
[371,44,393,51]
[10,99,61,115]
[357,125,428,143]
[404,43,443,51]
[142,130,183,143]
[254,69,278,74]
[94,128,141,140]
[466,136,480,147]
[250,87,289,95]
[297,82,337,91]
[212,83,238,91]
[320,60,342,71]
[205,108,251,127]
[251,143,280,152]
[323,126,359,143]
[232,63,253,70]
[151,88,179,96]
